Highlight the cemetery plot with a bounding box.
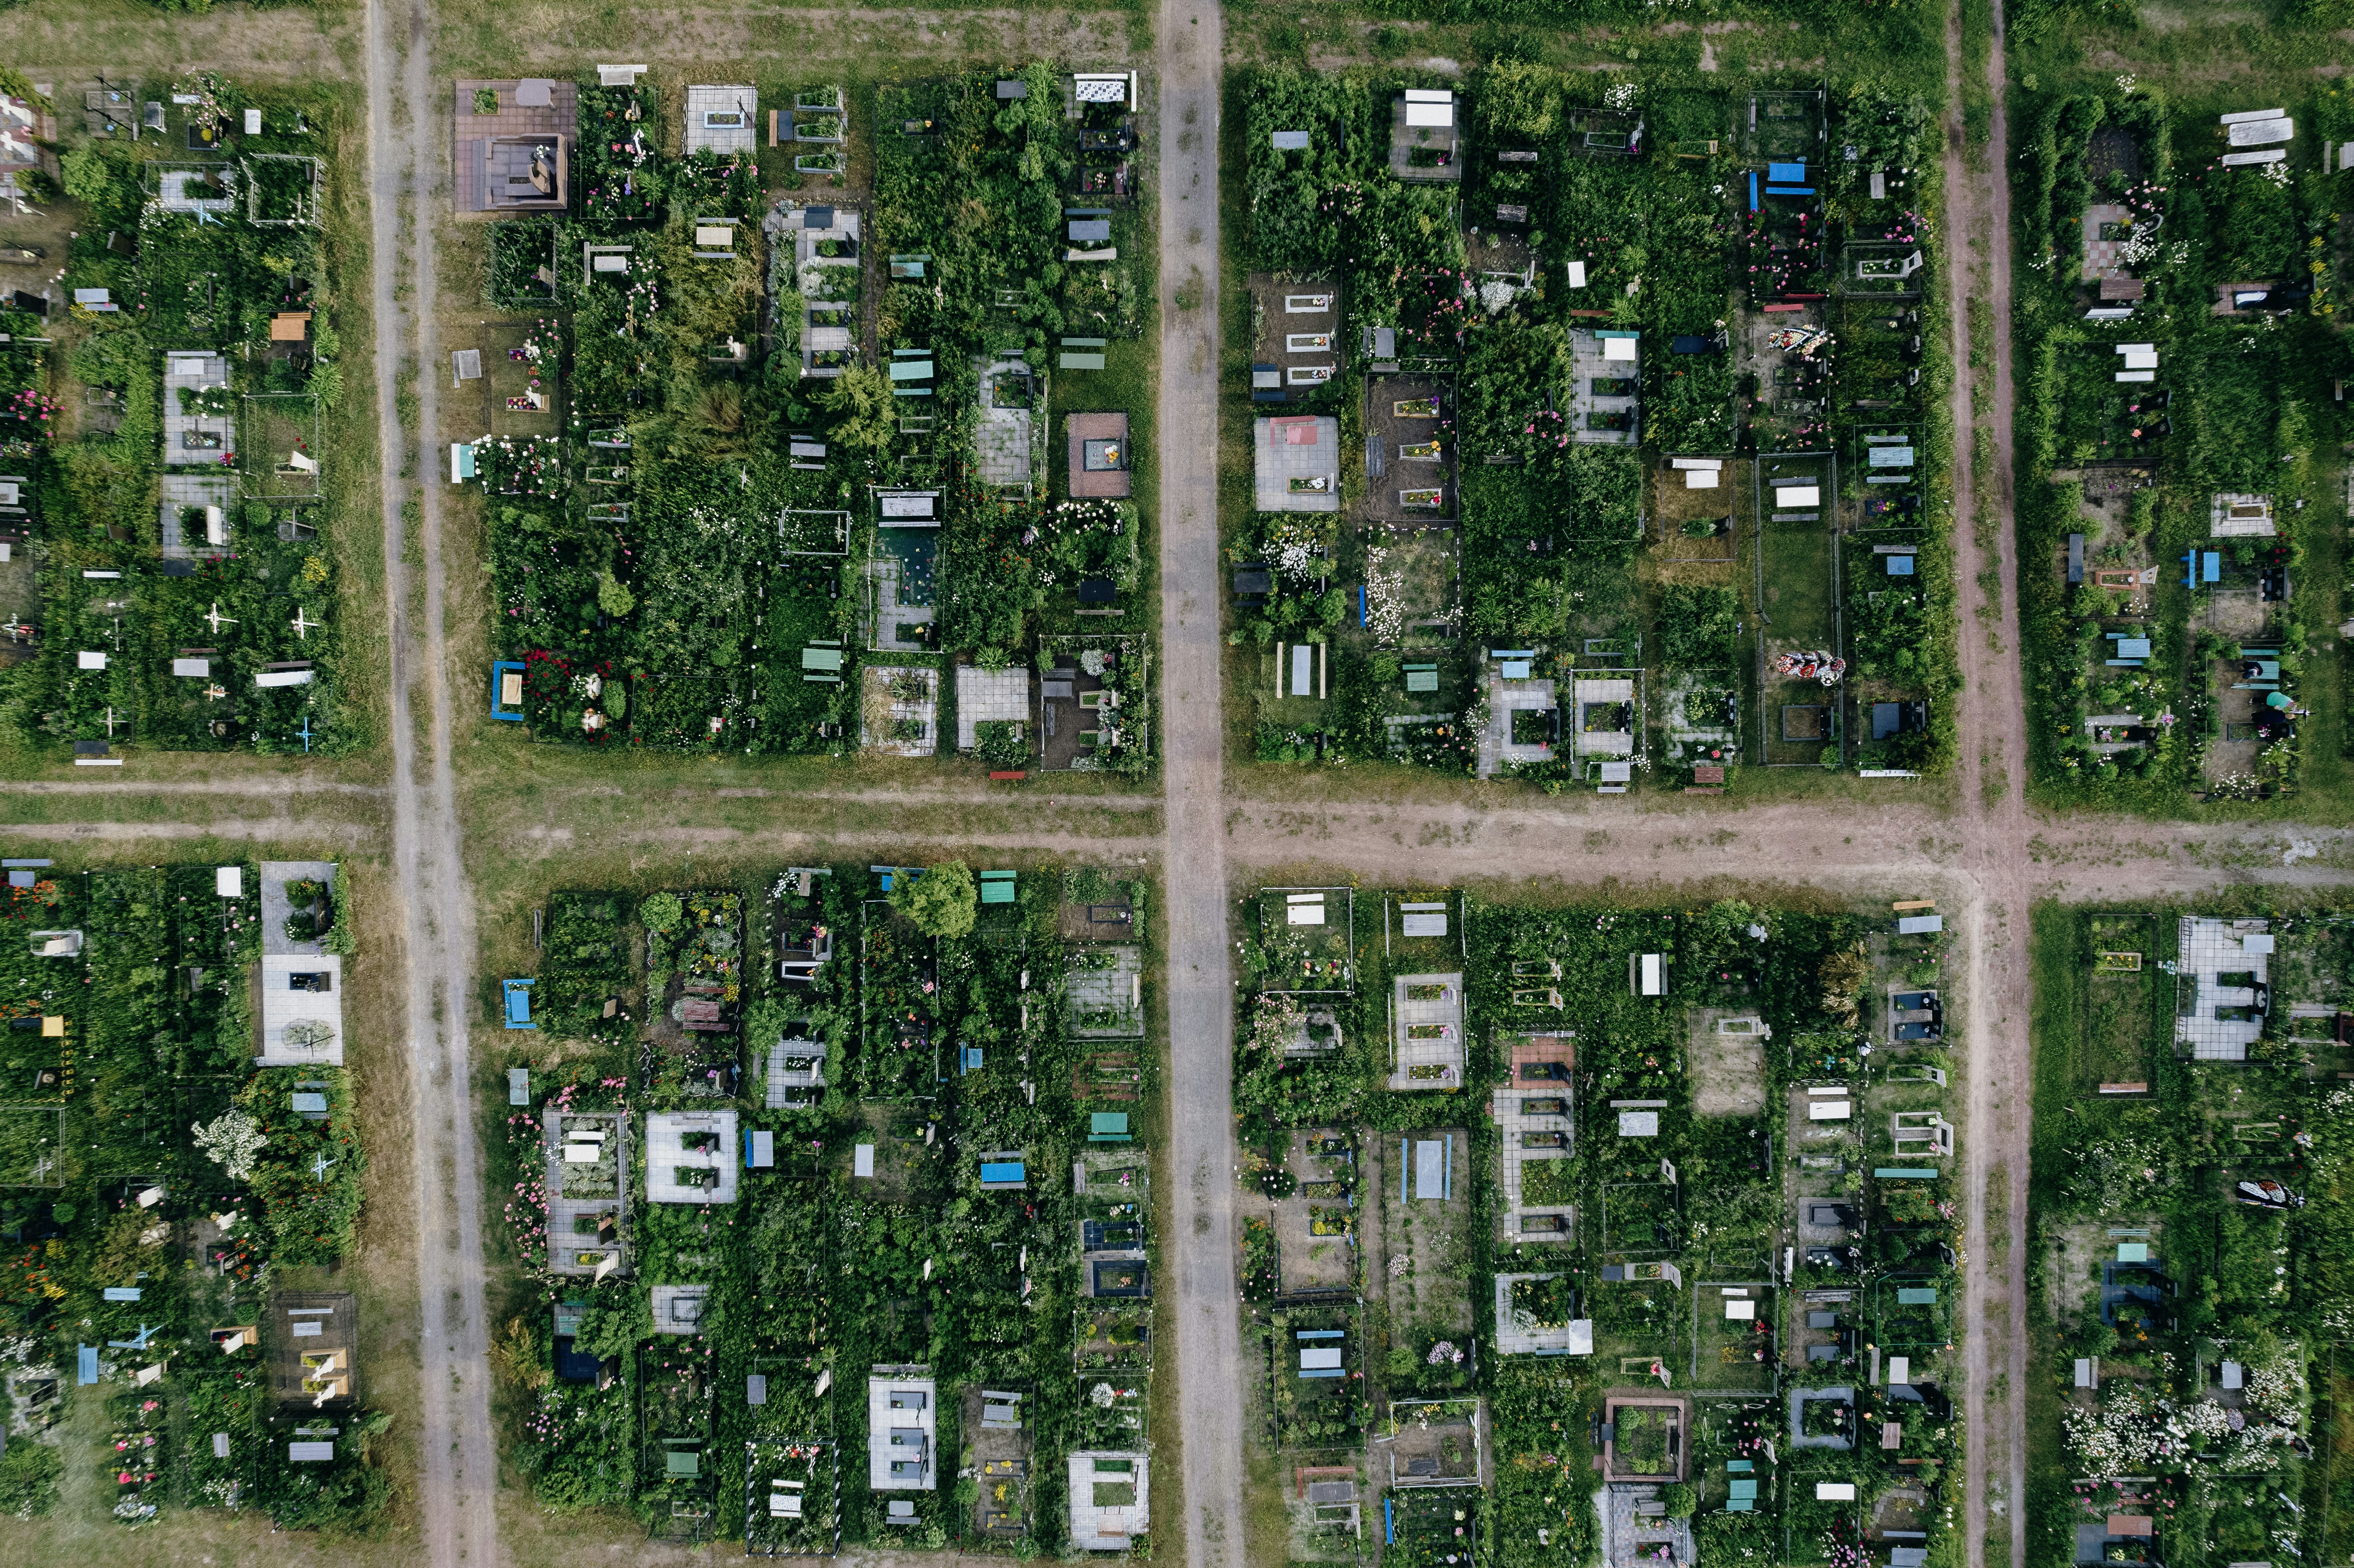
[744,1439,839,1555]
[475,316,564,439]
[1386,1397,1485,1487]
[1267,1128,1359,1297]
[1692,1285,1777,1393]
[498,861,1140,1551]
[25,75,352,757]
[858,899,939,1099]
[1264,1304,1364,1451]
[1656,581,1746,784]
[1753,454,1842,765]
[1384,1484,1480,1566]
[1744,304,1833,453]
[1378,1129,1478,1390]
[1255,887,1355,995]
[1246,273,1346,412]
[1365,376,1455,523]
[2042,911,2169,1095]
[0,861,383,1531]
[1037,633,1150,775]
[1652,459,1741,563]
[1691,1399,1778,1542]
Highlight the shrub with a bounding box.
[890,861,976,938]
[975,720,1028,769]
[0,1440,59,1518]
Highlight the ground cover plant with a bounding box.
[473,66,1153,768]
[2012,81,2345,808]
[0,861,384,1533]
[492,859,1158,1551]
[1231,62,1956,784]
[0,75,355,757]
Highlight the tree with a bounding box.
[818,364,895,456]
[490,1316,552,1392]
[597,570,635,617]
[1660,1483,1695,1518]
[890,862,976,938]
[59,146,111,209]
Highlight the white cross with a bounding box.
[290,607,320,640]
[202,602,238,635]
[102,707,118,736]
[308,1154,335,1181]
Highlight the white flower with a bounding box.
[192,1108,267,1182]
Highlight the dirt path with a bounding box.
[1154,0,1246,1563]
[1979,6,2030,1562]
[1940,0,2029,1559]
[0,779,389,796]
[407,0,500,1557]
[364,0,497,1561]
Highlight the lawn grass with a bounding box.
[1756,510,1837,652]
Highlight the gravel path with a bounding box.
[364,0,497,1563]
[1154,1,1247,1563]
[1942,0,2029,1561]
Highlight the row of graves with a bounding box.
[2020,88,2331,802]
[2029,908,2354,1566]
[1234,887,1498,1566]
[464,66,1153,770]
[497,861,1156,1552]
[1234,67,1946,786]
[1715,88,1945,778]
[1228,884,1953,1565]
[16,73,348,761]
[0,858,384,1531]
